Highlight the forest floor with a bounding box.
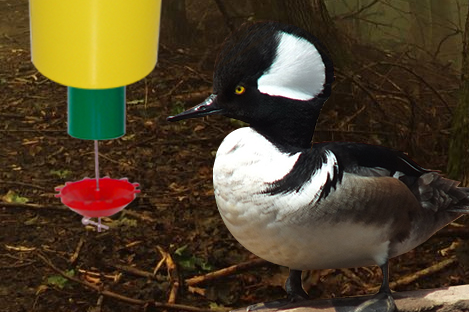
[2,1,469,312]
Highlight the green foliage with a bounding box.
[24,215,39,225]
[114,217,138,228]
[170,101,187,117]
[50,169,72,179]
[174,245,214,272]
[209,302,227,311]
[229,118,247,128]
[2,190,29,204]
[46,270,75,289]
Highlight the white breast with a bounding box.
[213,128,336,221]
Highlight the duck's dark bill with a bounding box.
[167,94,222,122]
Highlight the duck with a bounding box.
[167,21,469,312]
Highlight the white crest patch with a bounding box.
[257,31,326,101]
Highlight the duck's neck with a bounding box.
[252,106,321,153]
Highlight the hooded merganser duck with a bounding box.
[168,21,469,312]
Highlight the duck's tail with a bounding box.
[412,172,469,213]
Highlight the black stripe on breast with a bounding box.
[263,149,343,200]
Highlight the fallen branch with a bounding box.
[122,209,158,223]
[36,251,222,312]
[0,201,67,211]
[185,258,269,286]
[113,264,156,279]
[156,245,180,305]
[69,236,85,265]
[112,257,269,288]
[0,180,50,191]
[170,90,211,105]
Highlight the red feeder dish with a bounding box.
[55,177,140,219]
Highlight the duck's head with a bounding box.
[168,21,334,149]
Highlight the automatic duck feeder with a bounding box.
[29,0,161,231]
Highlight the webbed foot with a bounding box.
[354,260,397,312]
[353,290,397,312]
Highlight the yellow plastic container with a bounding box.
[30,0,161,89]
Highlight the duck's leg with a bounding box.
[285,269,309,301]
[354,261,397,312]
[246,269,308,311]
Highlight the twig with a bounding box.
[122,209,157,223]
[338,0,380,20]
[339,268,372,289]
[182,66,212,84]
[90,295,104,312]
[114,264,156,279]
[432,29,461,60]
[337,105,366,130]
[125,135,157,149]
[0,180,49,191]
[163,79,185,98]
[0,113,25,118]
[49,146,65,158]
[185,258,269,286]
[156,246,180,304]
[0,201,68,211]
[171,90,211,104]
[439,240,460,257]
[78,269,120,283]
[36,251,219,312]
[377,61,452,114]
[115,257,270,290]
[335,70,386,116]
[69,236,85,265]
[97,153,137,170]
[0,259,36,270]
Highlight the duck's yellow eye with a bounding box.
[235,85,245,95]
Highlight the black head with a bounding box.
[168,21,334,150]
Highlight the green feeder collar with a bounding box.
[68,86,126,140]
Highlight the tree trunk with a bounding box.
[430,0,458,65]
[160,0,192,46]
[447,5,469,186]
[408,0,432,59]
[250,0,287,22]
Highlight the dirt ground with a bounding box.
[1,1,469,312]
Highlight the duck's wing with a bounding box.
[316,142,469,213]
[265,141,469,215]
[315,141,428,178]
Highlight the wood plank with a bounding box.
[232,285,469,312]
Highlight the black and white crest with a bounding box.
[214,21,334,101]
